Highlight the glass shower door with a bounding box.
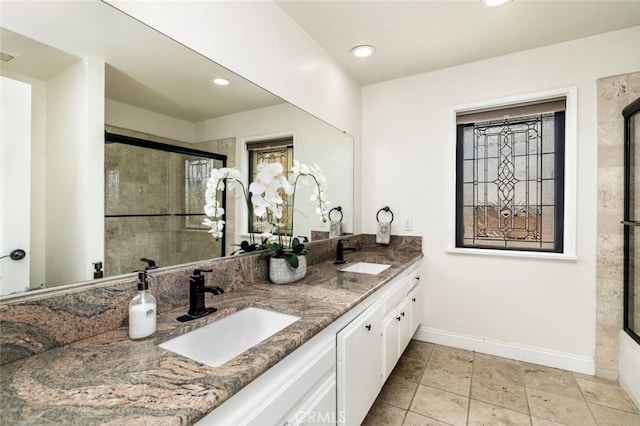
[623,97,640,344]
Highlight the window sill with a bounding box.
[446,247,577,262]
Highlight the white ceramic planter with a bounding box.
[269,255,307,284]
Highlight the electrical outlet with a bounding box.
[403,218,413,231]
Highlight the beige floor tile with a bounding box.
[378,376,419,410]
[403,340,435,362]
[362,401,407,426]
[429,345,475,370]
[588,402,640,426]
[471,375,529,413]
[527,388,597,426]
[403,411,449,426]
[575,377,639,413]
[422,362,472,396]
[410,385,469,426]
[531,416,565,426]
[391,356,428,383]
[367,343,637,426]
[521,362,583,400]
[473,353,525,386]
[467,399,531,426]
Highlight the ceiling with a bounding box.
[276,0,640,85]
[0,1,283,123]
[2,1,639,122]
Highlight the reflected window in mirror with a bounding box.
[247,137,294,234]
[185,158,215,229]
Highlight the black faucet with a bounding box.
[177,269,224,322]
[334,239,357,264]
[140,258,158,270]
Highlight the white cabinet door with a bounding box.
[409,280,423,335]
[337,300,382,426]
[398,297,413,353]
[282,374,336,425]
[382,310,400,382]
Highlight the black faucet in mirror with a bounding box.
[334,239,357,264]
[177,269,225,322]
[140,258,158,270]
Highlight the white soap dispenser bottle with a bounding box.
[129,270,157,340]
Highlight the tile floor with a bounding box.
[363,340,640,426]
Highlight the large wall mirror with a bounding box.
[0,0,353,298]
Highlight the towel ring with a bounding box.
[376,206,394,223]
[329,206,343,222]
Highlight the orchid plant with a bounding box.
[204,160,331,268]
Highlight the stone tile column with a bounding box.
[596,71,640,379]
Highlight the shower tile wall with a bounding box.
[596,71,640,379]
[104,127,233,276]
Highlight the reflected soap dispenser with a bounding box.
[128,270,157,340]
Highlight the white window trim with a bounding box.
[446,86,577,261]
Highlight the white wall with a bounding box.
[46,57,105,286]
[363,27,640,373]
[105,99,195,143]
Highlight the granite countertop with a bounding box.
[0,251,422,425]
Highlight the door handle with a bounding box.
[0,249,26,261]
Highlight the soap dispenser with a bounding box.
[128,270,157,340]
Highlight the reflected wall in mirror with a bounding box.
[0,0,353,298]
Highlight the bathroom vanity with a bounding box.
[0,235,422,425]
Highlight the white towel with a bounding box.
[376,221,391,245]
[329,220,342,238]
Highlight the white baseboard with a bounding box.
[414,326,595,375]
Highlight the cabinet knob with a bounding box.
[396,316,401,321]
[412,297,416,302]
[401,311,405,317]
[365,324,371,331]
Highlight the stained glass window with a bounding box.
[456,102,565,252]
[185,158,213,228]
[247,137,294,234]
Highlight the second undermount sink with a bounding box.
[159,307,300,367]
[339,262,391,275]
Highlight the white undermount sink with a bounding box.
[339,262,391,275]
[159,307,300,367]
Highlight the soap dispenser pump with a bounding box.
[128,270,157,340]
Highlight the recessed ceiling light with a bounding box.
[350,45,376,58]
[482,0,512,7]
[211,77,230,86]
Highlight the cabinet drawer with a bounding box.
[382,278,410,315]
[198,336,336,426]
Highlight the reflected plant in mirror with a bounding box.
[204,160,331,268]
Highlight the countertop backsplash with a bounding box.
[0,234,421,365]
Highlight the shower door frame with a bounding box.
[623,97,640,345]
[104,131,228,269]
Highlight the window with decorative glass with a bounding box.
[455,98,566,252]
[247,137,294,233]
[184,158,214,229]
